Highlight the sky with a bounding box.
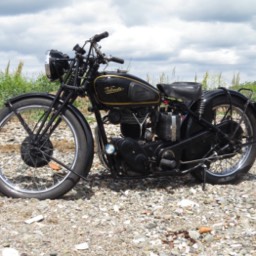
[1,0,256,86]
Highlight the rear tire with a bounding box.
[192,95,256,184]
[0,97,93,199]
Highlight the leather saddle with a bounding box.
[157,82,202,101]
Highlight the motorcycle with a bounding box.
[0,32,256,199]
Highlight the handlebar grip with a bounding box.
[93,31,109,42]
[109,56,124,64]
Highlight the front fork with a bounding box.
[89,100,118,177]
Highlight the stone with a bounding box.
[188,230,200,240]
[177,199,199,208]
[1,248,20,256]
[74,242,89,250]
[24,215,44,224]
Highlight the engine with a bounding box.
[106,107,182,142]
[102,107,183,174]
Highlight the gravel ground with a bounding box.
[0,154,255,256]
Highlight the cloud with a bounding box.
[1,0,256,84]
[112,0,256,25]
[173,0,256,22]
[178,48,239,65]
[0,0,70,15]
[0,51,42,77]
[0,1,116,54]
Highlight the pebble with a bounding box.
[74,242,89,250]
[0,153,255,255]
[24,215,44,224]
[1,248,20,256]
[188,230,200,240]
[177,199,199,208]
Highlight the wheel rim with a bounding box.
[207,104,253,176]
[0,104,79,195]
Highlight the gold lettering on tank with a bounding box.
[104,86,124,94]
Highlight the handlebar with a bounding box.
[92,31,109,42]
[73,32,124,65]
[91,32,125,64]
[108,56,124,64]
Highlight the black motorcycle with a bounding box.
[0,32,255,199]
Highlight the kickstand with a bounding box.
[202,164,207,191]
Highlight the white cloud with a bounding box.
[0,0,70,15]
[0,51,42,77]
[179,48,239,65]
[1,0,256,84]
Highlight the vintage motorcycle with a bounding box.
[0,32,256,199]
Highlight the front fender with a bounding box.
[6,92,94,148]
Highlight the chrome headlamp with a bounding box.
[44,50,70,81]
[45,50,52,79]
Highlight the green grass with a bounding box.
[0,61,58,106]
[0,62,92,115]
[230,81,256,101]
[1,62,256,107]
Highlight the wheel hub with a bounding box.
[20,135,53,167]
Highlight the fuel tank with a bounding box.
[94,72,160,107]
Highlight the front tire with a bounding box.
[0,97,93,199]
[192,95,256,184]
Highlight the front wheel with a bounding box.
[0,97,93,199]
[191,95,256,184]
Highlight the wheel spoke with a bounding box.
[0,102,79,196]
[207,104,254,177]
[6,102,34,136]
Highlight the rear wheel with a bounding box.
[192,95,256,184]
[0,97,93,199]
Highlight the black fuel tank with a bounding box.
[94,72,160,107]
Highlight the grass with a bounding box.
[1,62,256,106]
[0,61,58,106]
[230,81,256,101]
[0,61,92,116]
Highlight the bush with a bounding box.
[230,81,256,101]
[0,62,58,106]
[1,62,256,107]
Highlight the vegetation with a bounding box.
[0,61,58,106]
[1,62,256,107]
[149,68,256,101]
[230,81,256,101]
[201,71,256,100]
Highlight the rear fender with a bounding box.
[181,88,256,162]
[201,88,256,116]
[183,88,256,136]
